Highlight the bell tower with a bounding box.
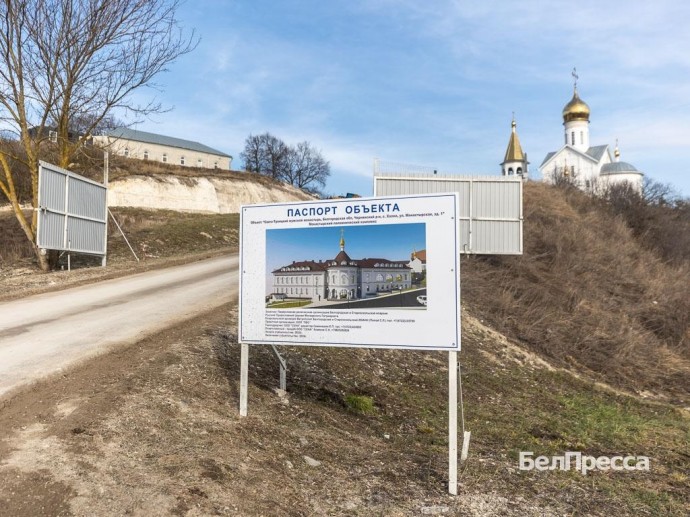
[501,114,529,178]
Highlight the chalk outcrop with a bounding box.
[107,174,314,213]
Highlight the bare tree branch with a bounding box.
[0,0,197,270]
[240,133,330,194]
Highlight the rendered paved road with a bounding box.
[314,288,427,309]
[0,255,239,398]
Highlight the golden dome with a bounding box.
[562,88,590,122]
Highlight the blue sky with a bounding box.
[129,0,690,197]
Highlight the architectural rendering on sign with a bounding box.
[539,73,643,192]
[267,224,425,306]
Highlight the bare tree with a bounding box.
[0,0,197,270]
[283,141,330,193]
[239,134,265,174]
[240,133,330,194]
[642,177,679,206]
[239,132,289,180]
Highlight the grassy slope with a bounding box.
[246,311,689,515]
[1,180,688,514]
[463,182,689,402]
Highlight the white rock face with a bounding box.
[107,175,314,213]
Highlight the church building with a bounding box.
[539,74,643,192]
[501,116,529,179]
[271,231,412,302]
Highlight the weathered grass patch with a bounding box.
[345,394,375,414]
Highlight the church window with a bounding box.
[564,134,568,145]
[143,150,149,160]
[508,168,513,175]
[580,131,584,145]
[517,167,522,175]
[571,132,575,145]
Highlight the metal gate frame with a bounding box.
[37,161,108,258]
[373,167,523,255]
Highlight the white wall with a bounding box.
[95,136,231,170]
[107,175,314,213]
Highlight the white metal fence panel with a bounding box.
[37,161,107,255]
[373,166,523,255]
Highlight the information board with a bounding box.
[239,194,460,350]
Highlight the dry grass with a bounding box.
[2,305,687,516]
[0,207,238,269]
[0,209,34,265]
[462,182,690,402]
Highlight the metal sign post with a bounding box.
[449,350,459,494]
[238,193,462,493]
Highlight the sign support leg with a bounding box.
[240,344,249,416]
[270,345,287,391]
[449,350,458,495]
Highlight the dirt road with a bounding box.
[0,254,239,397]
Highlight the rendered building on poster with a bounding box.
[271,230,412,301]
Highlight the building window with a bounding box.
[564,134,568,145]
[124,148,129,157]
[571,132,575,145]
[49,130,57,143]
[143,150,149,160]
[162,153,167,163]
[508,168,513,175]
[197,159,203,167]
[517,167,523,175]
[580,131,584,145]
[214,162,218,169]
[180,156,185,165]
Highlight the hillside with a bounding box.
[0,177,688,515]
[462,183,689,403]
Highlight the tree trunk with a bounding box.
[36,246,51,272]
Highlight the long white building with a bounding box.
[272,231,412,301]
[94,128,232,170]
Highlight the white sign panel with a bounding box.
[239,194,460,351]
